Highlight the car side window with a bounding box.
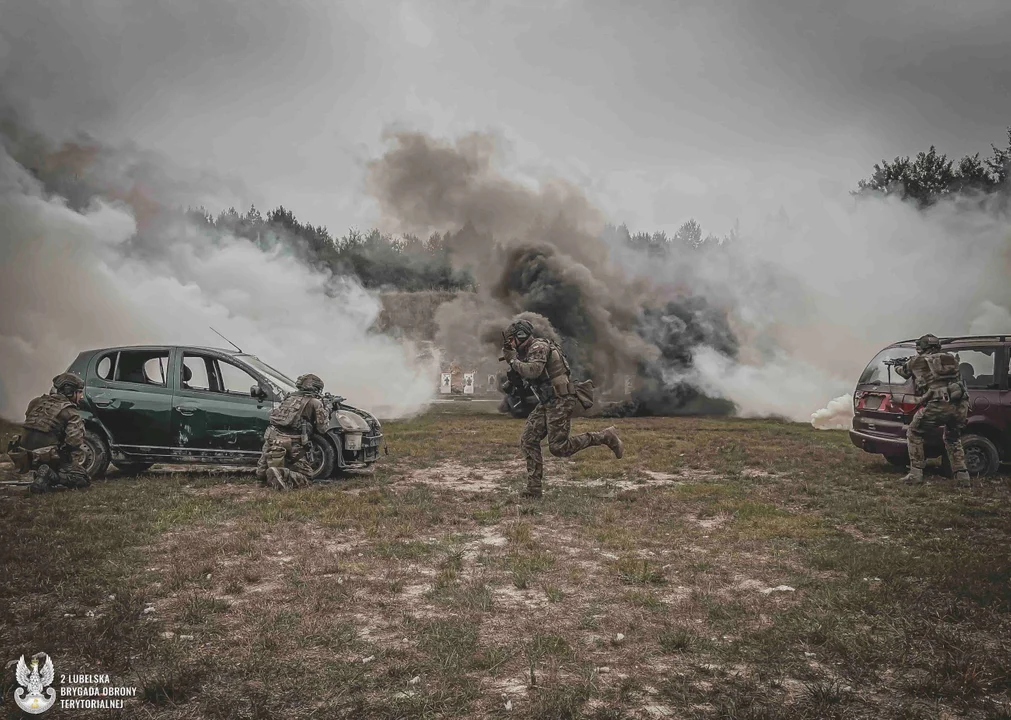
[216,359,260,396]
[96,353,117,381]
[181,355,213,391]
[952,349,998,389]
[114,350,169,387]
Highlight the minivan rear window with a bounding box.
[858,347,916,386]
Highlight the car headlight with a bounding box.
[334,411,371,432]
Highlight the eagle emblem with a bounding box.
[14,654,56,714]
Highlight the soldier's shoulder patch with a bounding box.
[525,339,550,358]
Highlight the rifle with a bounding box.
[499,333,544,405]
[882,356,911,403]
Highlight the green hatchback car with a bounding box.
[65,345,384,480]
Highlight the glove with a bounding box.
[502,345,517,363]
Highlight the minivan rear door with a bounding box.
[852,345,916,439]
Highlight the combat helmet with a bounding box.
[52,372,85,398]
[915,334,942,354]
[506,319,535,345]
[296,373,324,395]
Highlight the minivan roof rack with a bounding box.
[898,335,1008,343]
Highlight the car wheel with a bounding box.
[940,433,1001,477]
[884,454,908,468]
[82,430,110,480]
[115,462,155,476]
[957,434,1001,477]
[306,433,336,481]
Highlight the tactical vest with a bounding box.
[924,351,967,401]
[525,340,574,398]
[24,394,73,435]
[908,352,966,403]
[269,393,312,433]
[924,352,959,383]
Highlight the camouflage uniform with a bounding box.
[255,374,330,490]
[895,335,970,484]
[15,373,90,493]
[505,322,623,498]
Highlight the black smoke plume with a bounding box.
[367,131,739,416]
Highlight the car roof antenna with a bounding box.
[210,327,243,353]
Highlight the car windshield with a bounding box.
[240,355,298,395]
[858,346,916,386]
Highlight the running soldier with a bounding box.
[502,319,623,498]
[9,373,91,494]
[894,334,971,485]
[255,373,330,490]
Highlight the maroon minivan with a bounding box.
[850,335,1010,476]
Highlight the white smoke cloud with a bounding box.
[969,300,1011,336]
[610,191,1011,424]
[0,142,437,420]
[811,394,855,431]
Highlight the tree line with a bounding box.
[187,205,476,292]
[855,126,1011,207]
[189,125,1010,292]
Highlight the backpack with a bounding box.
[546,342,594,409]
[925,352,959,381]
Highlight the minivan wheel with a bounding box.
[306,433,336,481]
[82,430,111,480]
[942,434,1000,477]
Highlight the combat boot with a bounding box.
[954,470,971,486]
[901,466,924,485]
[28,465,53,494]
[520,486,542,500]
[600,426,624,459]
[265,467,290,491]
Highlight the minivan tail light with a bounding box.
[883,395,919,414]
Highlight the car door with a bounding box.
[172,351,271,456]
[87,348,175,449]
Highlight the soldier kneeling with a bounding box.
[9,373,91,494]
[255,374,330,490]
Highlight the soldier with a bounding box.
[894,334,970,485]
[12,373,91,494]
[255,373,330,490]
[502,319,624,498]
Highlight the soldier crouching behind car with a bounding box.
[255,373,330,490]
[894,334,971,485]
[8,373,91,494]
[502,319,624,499]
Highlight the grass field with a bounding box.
[2,407,1010,719]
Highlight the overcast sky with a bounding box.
[2,0,1009,236]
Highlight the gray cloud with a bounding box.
[3,0,1006,234]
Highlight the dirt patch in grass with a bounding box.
[393,459,525,492]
